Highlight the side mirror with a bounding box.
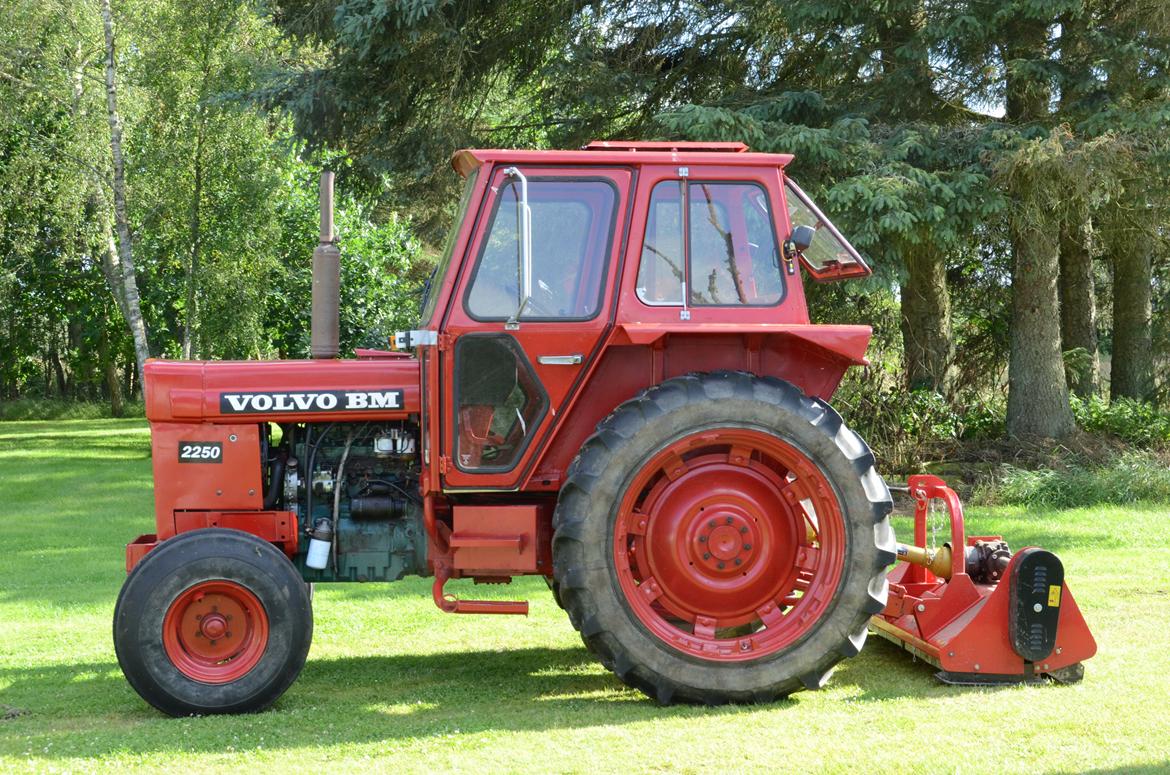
[790,224,815,253]
[502,167,532,329]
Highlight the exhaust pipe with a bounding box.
[311,170,340,359]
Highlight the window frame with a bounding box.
[461,174,620,323]
[635,179,787,309]
[783,178,872,281]
[420,168,480,327]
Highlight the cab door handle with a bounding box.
[538,354,582,366]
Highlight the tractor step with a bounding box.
[430,559,528,616]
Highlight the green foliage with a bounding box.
[264,169,429,358]
[836,385,1005,472]
[1071,395,1170,447]
[0,0,435,406]
[981,450,1170,508]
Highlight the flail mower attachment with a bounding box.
[871,475,1096,684]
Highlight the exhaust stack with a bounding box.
[311,170,340,359]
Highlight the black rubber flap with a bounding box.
[1008,548,1064,662]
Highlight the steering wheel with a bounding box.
[522,278,560,317]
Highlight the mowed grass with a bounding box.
[0,420,1168,774]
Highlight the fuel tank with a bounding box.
[144,352,421,424]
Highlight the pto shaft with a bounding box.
[896,542,954,579]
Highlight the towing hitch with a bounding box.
[872,475,1096,684]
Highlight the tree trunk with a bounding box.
[98,327,124,417]
[900,244,954,393]
[1111,243,1154,400]
[1007,228,1077,438]
[50,347,67,397]
[1058,223,1099,397]
[100,0,150,390]
[1002,28,1075,439]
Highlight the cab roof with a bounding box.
[451,142,794,178]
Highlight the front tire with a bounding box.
[114,528,313,716]
[552,372,895,704]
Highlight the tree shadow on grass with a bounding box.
[0,637,1011,761]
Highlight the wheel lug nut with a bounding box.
[195,614,203,621]
[735,558,742,566]
[740,526,748,534]
[707,520,715,528]
[726,517,733,525]
[717,562,725,569]
[743,544,752,550]
[698,535,707,543]
[226,632,232,638]
[703,553,711,560]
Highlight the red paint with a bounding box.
[145,358,420,423]
[874,476,1097,677]
[126,534,158,572]
[612,429,845,661]
[172,511,297,555]
[149,423,263,533]
[450,505,540,572]
[162,580,269,684]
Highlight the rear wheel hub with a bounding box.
[615,428,845,661]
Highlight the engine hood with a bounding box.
[145,357,421,423]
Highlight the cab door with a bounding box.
[439,164,632,489]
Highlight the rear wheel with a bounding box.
[114,528,312,716]
[552,372,895,704]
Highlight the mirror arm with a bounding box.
[503,166,532,329]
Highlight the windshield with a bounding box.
[419,168,480,325]
[783,178,871,280]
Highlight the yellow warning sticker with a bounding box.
[1047,585,1062,607]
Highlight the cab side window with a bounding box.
[636,180,784,307]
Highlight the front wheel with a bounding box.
[552,372,895,704]
[113,528,313,716]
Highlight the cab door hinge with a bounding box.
[439,455,453,474]
[394,329,453,350]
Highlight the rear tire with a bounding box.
[552,372,895,704]
[113,528,313,716]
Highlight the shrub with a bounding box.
[836,388,1005,473]
[1070,395,1170,447]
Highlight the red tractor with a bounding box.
[113,141,1095,715]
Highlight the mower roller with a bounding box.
[112,142,1095,716]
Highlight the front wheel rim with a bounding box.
[613,428,846,662]
[162,580,269,684]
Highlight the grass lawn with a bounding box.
[0,419,1168,774]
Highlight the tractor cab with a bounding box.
[405,142,877,494]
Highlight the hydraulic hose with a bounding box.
[263,455,286,509]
